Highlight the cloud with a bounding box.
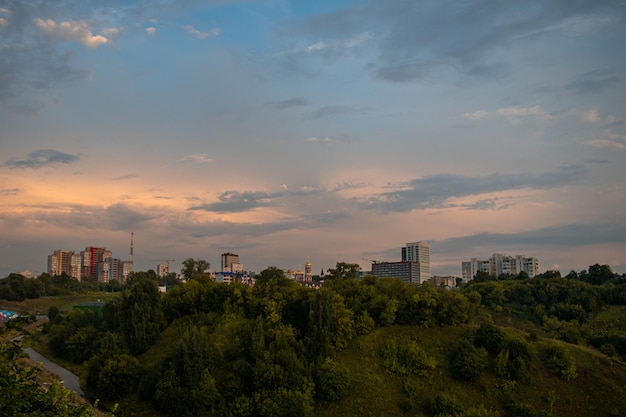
[112,174,138,181]
[582,109,619,125]
[178,153,214,164]
[281,0,624,83]
[313,105,375,119]
[0,202,157,232]
[0,188,22,196]
[0,17,7,28]
[3,149,79,169]
[584,138,626,150]
[184,25,220,39]
[304,136,332,144]
[463,105,549,124]
[189,186,322,213]
[363,165,589,212]
[434,222,626,254]
[145,26,156,35]
[34,18,109,48]
[269,98,309,109]
[567,69,620,95]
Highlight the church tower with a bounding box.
[305,257,312,282]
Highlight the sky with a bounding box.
[1,0,625,278]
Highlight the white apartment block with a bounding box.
[462,253,539,282]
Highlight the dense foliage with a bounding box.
[13,262,626,417]
[0,340,112,416]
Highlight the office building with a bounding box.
[372,261,422,284]
[401,241,431,282]
[221,252,243,273]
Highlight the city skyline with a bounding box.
[1,1,625,277]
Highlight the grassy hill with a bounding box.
[316,319,626,417]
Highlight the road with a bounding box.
[23,347,84,396]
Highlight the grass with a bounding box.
[316,322,626,417]
[0,292,120,316]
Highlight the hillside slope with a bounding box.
[317,324,626,417]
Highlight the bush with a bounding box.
[450,338,488,381]
[475,322,505,355]
[354,311,376,335]
[314,358,350,401]
[429,393,463,417]
[545,344,577,381]
[97,354,141,400]
[380,340,436,375]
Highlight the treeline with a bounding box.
[0,272,116,301]
[32,262,626,416]
[465,264,626,360]
[0,269,180,301]
[41,264,481,417]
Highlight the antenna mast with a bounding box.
[130,232,134,262]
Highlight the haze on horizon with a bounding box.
[1,0,625,278]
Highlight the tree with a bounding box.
[97,354,141,400]
[120,273,164,355]
[308,288,355,358]
[326,262,361,280]
[181,258,211,280]
[474,270,493,282]
[314,358,350,401]
[587,264,615,285]
[450,337,488,381]
[0,341,112,416]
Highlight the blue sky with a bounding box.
[1,0,625,277]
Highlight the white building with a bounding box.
[401,241,431,282]
[462,253,539,282]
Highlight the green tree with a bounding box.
[450,337,488,381]
[97,354,141,400]
[308,288,355,358]
[181,258,211,280]
[120,273,164,355]
[0,341,112,416]
[314,358,350,401]
[587,264,615,285]
[474,270,493,282]
[326,262,361,280]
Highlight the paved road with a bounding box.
[23,348,84,395]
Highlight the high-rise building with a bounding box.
[221,252,240,272]
[462,253,539,281]
[157,263,170,277]
[121,261,133,283]
[402,241,430,282]
[80,247,111,280]
[47,250,81,279]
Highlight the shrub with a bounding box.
[314,358,350,401]
[545,344,577,381]
[429,393,463,417]
[475,322,505,355]
[354,311,376,335]
[380,340,436,375]
[450,338,488,381]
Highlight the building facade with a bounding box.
[47,250,81,279]
[372,261,422,284]
[221,252,243,273]
[462,253,539,281]
[401,241,431,282]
